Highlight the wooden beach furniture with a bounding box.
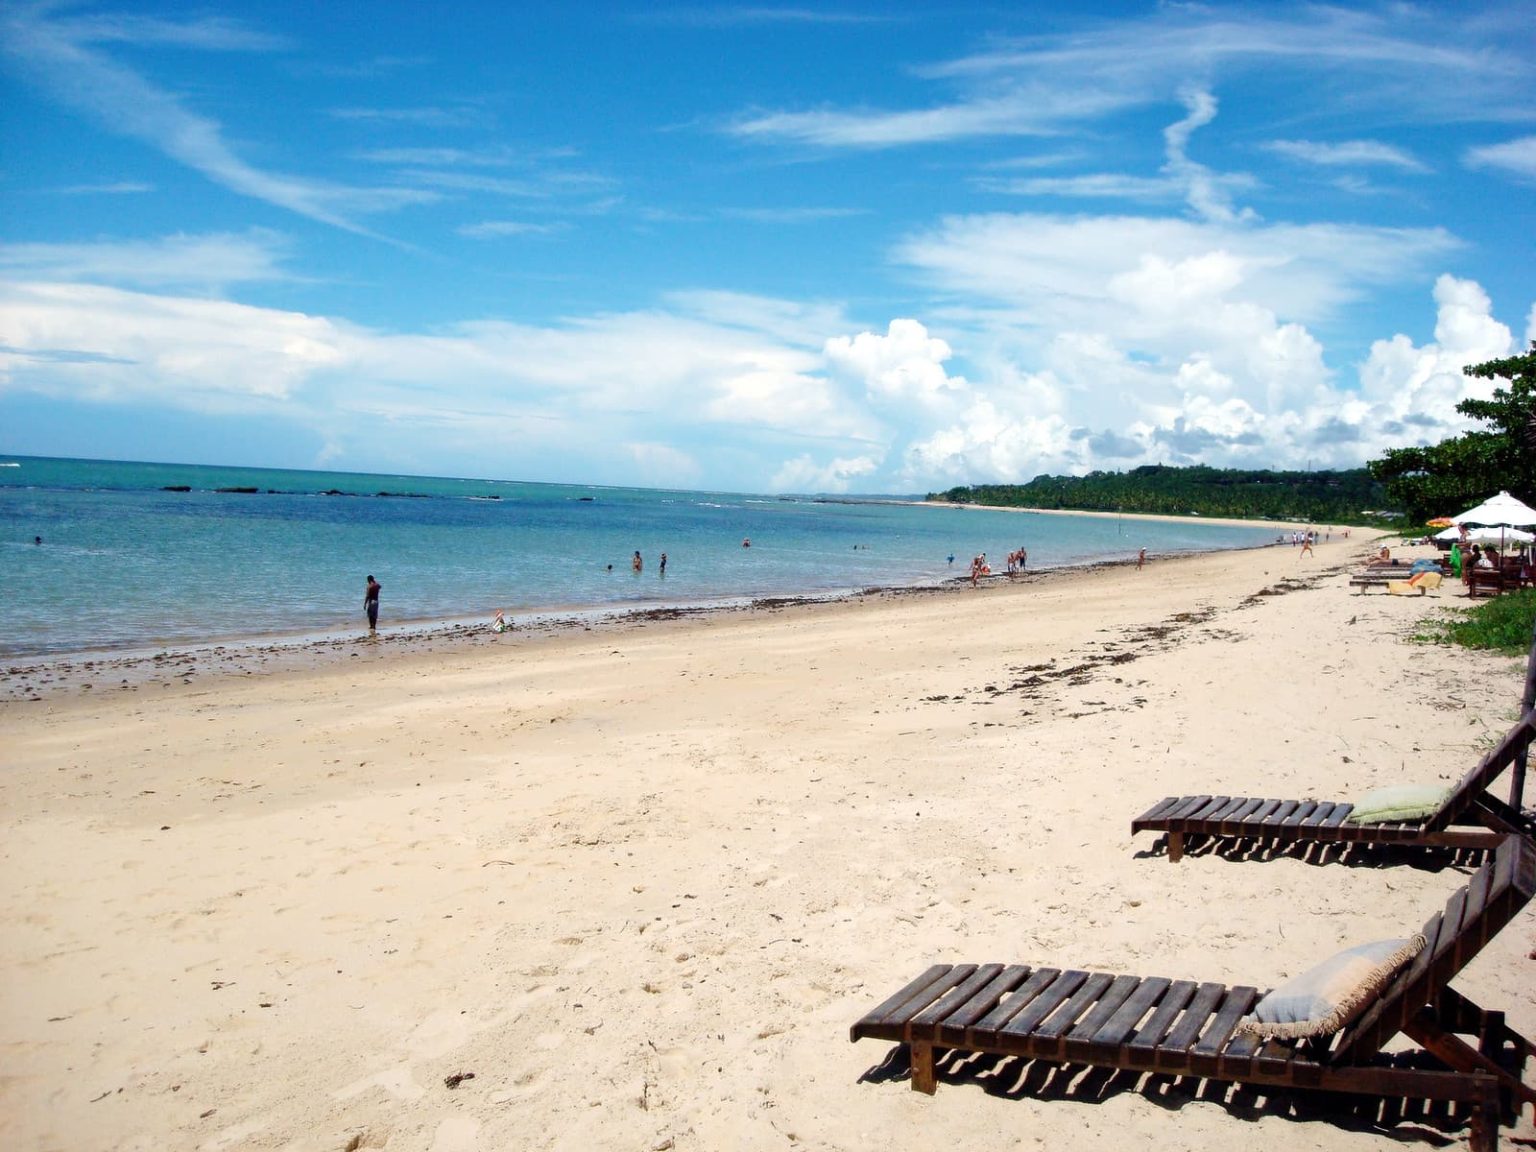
[1130,712,1536,862]
[1350,569,1409,593]
[1468,567,1508,598]
[850,836,1535,1150]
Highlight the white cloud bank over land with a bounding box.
[0,244,1526,493]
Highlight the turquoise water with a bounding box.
[0,455,1281,658]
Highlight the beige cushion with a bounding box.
[1345,782,1450,825]
[1238,935,1425,1039]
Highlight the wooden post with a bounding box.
[1167,831,1184,863]
[1513,614,1535,812]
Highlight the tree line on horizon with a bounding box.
[929,465,1387,523]
[929,343,1536,527]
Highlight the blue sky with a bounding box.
[2,1,1533,493]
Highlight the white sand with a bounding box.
[2,535,1532,1152]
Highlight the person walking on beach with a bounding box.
[364,574,381,635]
[1300,533,1314,558]
[1137,547,1146,570]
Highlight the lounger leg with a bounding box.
[1470,1078,1500,1152]
[909,1041,937,1094]
[1167,832,1184,863]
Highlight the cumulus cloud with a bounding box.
[0,254,1524,492]
[824,319,965,411]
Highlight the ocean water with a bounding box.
[0,455,1282,659]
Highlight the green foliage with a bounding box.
[929,465,1386,523]
[1414,588,1536,656]
[1369,343,1536,522]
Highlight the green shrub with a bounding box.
[1416,588,1536,655]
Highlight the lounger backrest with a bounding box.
[1422,711,1536,833]
[1331,835,1536,1065]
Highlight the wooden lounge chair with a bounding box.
[850,836,1535,1150]
[1130,711,1536,863]
[1468,567,1507,597]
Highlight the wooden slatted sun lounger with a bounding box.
[1130,712,1536,862]
[1350,568,1416,592]
[851,836,1536,1151]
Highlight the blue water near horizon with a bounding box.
[0,454,1283,660]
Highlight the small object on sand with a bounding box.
[444,1071,475,1089]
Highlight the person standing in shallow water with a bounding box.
[364,574,381,634]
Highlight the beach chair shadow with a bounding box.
[1132,832,1488,873]
[852,836,1536,1150]
[869,1042,1474,1146]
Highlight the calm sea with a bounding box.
[0,455,1281,659]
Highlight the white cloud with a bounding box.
[824,319,965,411]
[1265,139,1428,171]
[0,281,341,405]
[626,441,701,487]
[771,453,880,494]
[894,211,1459,347]
[457,221,564,239]
[0,7,430,234]
[0,232,293,290]
[50,13,288,50]
[57,181,155,195]
[979,173,1178,201]
[727,8,1528,151]
[1353,275,1513,443]
[0,256,1523,493]
[1465,135,1536,182]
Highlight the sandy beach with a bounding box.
[3,533,1532,1152]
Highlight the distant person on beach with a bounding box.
[970,553,987,587]
[659,552,667,575]
[492,609,509,634]
[364,575,381,634]
[1300,534,1314,557]
[632,550,643,573]
[1137,547,1146,570]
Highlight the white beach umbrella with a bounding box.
[1457,526,1534,546]
[1452,490,1536,528]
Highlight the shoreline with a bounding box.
[916,499,1353,532]
[0,541,1331,703]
